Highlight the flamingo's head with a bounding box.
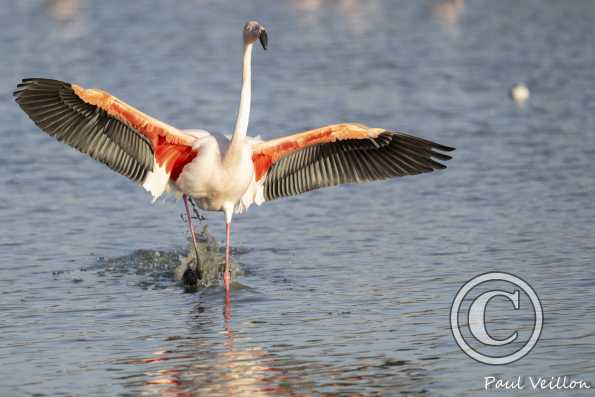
[243,20,268,50]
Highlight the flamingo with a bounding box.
[14,20,454,297]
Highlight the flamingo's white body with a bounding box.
[14,21,454,298]
[148,129,259,217]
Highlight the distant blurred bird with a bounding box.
[432,0,465,27]
[14,21,454,298]
[511,83,530,105]
[46,0,80,22]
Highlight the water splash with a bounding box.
[96,225,240,291]
[174,225,241,291]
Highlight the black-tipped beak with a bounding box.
[259,29,268,50]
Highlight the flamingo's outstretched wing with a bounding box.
[251,123,455,201]
[14,78,198,199]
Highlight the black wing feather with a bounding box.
[14,78,154,184]
[262,132,454,201]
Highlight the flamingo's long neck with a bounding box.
[228,42,253,154]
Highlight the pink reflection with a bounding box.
[119,299,299,396]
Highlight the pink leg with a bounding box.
[183,194,200,268]
[223,222,231,294]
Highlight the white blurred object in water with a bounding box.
[511,83,530,105]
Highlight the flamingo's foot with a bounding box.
[182,268,199,292]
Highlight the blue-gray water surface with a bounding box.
[1,1,594,396]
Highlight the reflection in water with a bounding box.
[117,298,433,397]
[121,303,284,397]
